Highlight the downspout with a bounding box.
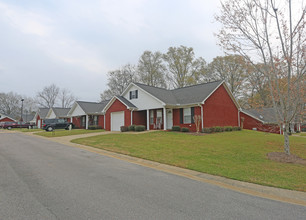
[103,112,106,129]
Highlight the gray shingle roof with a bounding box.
[134,80,223,105]
[52,108,70,118]
[116,96,137,108]
[242,108,277,124]
[39,108,49,119]
[22,114,35,122]
[77,100,109,114]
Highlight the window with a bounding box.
[184,108,191,124]
[94,116,98,125]
[129,90,138,99]
[156,110,163,125]
[150,110,154,124]
[180,107,194,124]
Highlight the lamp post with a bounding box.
[20,99,24,122]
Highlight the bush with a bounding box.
[296,130,300,133]
[214,126,222,132]
[224,126,233,132]
[172,126,181,131]
[237,126,241,131]
[120,126,128,132]
[135,125,146,132]
[202,127,212,133]
[181,127,189,132]
[88,125,102,130]
[128,125,135,131]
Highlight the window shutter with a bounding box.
[180,108,183,124]
[129,91,132,100]
[136,90,138,98]
[191,107,195,123]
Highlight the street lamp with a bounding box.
[20,99,24,122]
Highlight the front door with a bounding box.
[166,109,173,129]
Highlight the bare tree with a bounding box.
[163,46,207,88]
[0,92,22,116]
[138,51,167,88]
[216,0,306,155]
[36,84,60,108]
[59,89,77,108]
[100,64,137,100]
[208,55,249,98]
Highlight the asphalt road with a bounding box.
[0,132,305,220]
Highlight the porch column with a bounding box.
[131,110,133,125]
[103,114,106,129]
[147,109,150,130]
[70,117,73,123]
[163,107,167,130]
[86,114,89,129]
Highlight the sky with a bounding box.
[0,0,224,102]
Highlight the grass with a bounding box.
[35,129,104,137]
[20,128,42,132]
[72,130,306,191]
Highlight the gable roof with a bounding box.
[38,108,50,119]
[116,96,137,108]
[242,108,278,124]
[132,80,226,106]
[76,100,109,115]
[52,108,71,118]
[0,113,16,121]
[22,113,35,122]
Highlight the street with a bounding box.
[0,131,305,220]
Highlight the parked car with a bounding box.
[42,119,74,131]
[1,121,34,130]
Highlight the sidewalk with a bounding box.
[21,130,306,207]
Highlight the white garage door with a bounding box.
[111,111,125,131]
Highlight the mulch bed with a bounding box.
[267,152,306,166]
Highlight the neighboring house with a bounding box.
[241,108,304,134]
[34,108,50,128]
[46,108,71,121]
[67,101,109,129]
[240,108,281,134]
[22,113,36,124]
[102,80,240,131]
[0,113,16,123]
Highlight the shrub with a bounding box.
[237,126,241,131]
[135,125,146,132]
[172,126,181,131]
[181,127,189,132]
[214,126,222,132]
[128,125,135,131]
[296,130,300,133]
[224,126,233,132]
[120,126,128,132]
[88,125,102,130]
[202,127,212,133]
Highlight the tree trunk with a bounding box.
[284,123,290,155]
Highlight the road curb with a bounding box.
[20,130,306,207]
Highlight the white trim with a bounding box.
[85,114,89,129]
[104,115,106,129]
[131,109,134,125]
[67,101,78,116]
[163,107,167,130]
[121,83,166,106]
[200,104,204,129]
[238,110,240,127]
[146,109,150,130]
[0,114,16,122]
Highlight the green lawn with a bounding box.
[20,128,42,132]
[35,129,104,137]
[72,130,306,191]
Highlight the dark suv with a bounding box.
[42,119,74,131]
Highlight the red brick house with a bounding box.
[0,113,16,123]
[102,80,241,131]
[67,101,109,129]
[34,108,49,128]
[240,108,282,134]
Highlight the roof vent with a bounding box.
[259,115,264,119]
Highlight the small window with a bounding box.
[94,116,99,125]
[129,90,138,100]
[150,110,154,124]
[184,108,191,124]
[156,110,162,124]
